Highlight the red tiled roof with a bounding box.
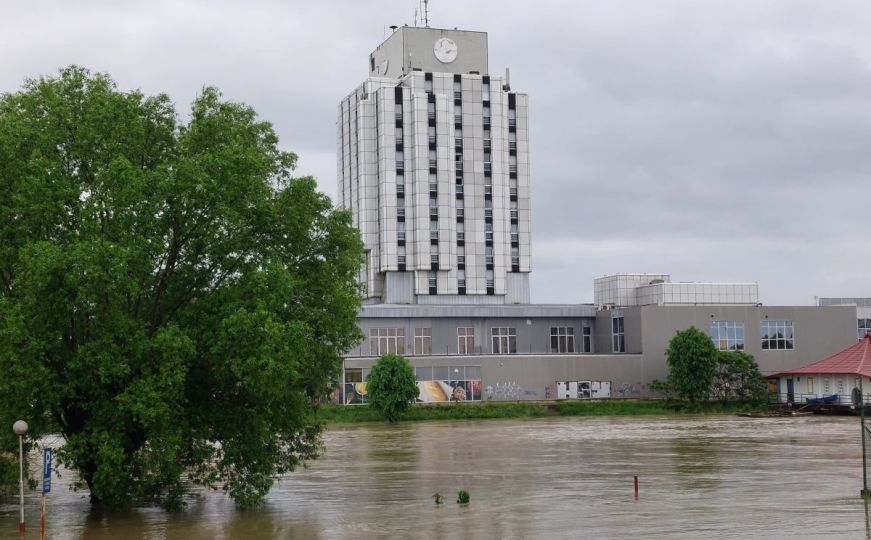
[773,333,871,377]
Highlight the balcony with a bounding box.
[397,184,405,196]
[456,208,464,219]
[485,232,493,242]
[510,209,518,220]
[457,232,465,242]
[455,138,463,149]
[483,119,491,130]
[484,162,492,174]
[511,233,519,243]
[458,279,466,288]
[429,183,438,194]
[431,255,439,265]
[485,209,493,219]
[455,184,464,196]
[458,255,465,265]
[484,185,492,197]
[508,118,516,128]
[511,256,520,267]
[428,111,436,121]
[486,279,495,288]
[486,256,494,266]
[509,141,517,152]
[454,90,462,100]
[397,207,405,219]
[429,159,438,169]
[395,160,404,170]
[398,255,406,265]
[429,209,438,219]
[397,231,406,242]
[510,187,518,197]
[509,164,518,174]
[483,140,491,151]
[454,114,462,124]
[428,135,436,145]
[455,161,463,171]
[395,111,403,120]
[430,231,439,241]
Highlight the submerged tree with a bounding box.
[0,67,363,509]
[665,327,718,404]
[366,354,419,422]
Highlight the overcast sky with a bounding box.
[2,0,870,305]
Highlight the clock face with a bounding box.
[433,38,458,63]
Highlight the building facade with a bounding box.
[337,26,531,305]
[334,26,861,404]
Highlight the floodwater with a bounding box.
[2,415,871,539]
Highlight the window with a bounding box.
[612,315,625,353]
[710,320,745,351]
[761,320,794,350]
[491,327,517,354]
[458,327,475,354]
[859,319,871,340]
[428,271,437,294]
[550,327,575,353]
[369,328,405,355]
[807,377,814,394]
[414,328,432,355]
[582,327,592,353]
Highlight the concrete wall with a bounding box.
[638,305,858,378]
[345,353,650,401]
[370,27,489,78]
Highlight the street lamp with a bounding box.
[12,420,28,536]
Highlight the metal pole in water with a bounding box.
[634,476,638,499]
[862,378,870,498]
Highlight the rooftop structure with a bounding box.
[594,273,759,308]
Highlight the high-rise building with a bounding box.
[337,26,531,305]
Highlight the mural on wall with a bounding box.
[417,379,482,402]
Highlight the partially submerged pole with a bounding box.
[861,379,871,498]
[634,476,639,499]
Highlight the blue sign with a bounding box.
[42,448,52,494]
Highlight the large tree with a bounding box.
[0,67,363,509]
[665,327,719,404]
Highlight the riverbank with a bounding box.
[317,400,765,424]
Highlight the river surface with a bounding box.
[1,415,870,539]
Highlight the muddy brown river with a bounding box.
[2,415,870,539]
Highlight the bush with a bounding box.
[366,354,419,422]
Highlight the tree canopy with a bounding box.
[665,327,719,404]
[366,354,419,422]
[0,67,363,509]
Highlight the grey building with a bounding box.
[334,25,860,404]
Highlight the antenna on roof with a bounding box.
[423,0,430,27]
[413,5,418,27]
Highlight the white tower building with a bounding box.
[337,26,531,305]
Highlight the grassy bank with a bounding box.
[317,399,765,424]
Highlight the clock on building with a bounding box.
[433,38,458,63]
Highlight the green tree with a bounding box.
[712,350,767,403]
[0,67,363,509]
[665,327,718,404]
[366,354,419,422]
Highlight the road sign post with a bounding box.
[41,448,51,540]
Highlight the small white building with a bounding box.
[770,333,871,404]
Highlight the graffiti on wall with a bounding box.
[617,382,644,397]
[544,383,556,400]
[486,381,525,400]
